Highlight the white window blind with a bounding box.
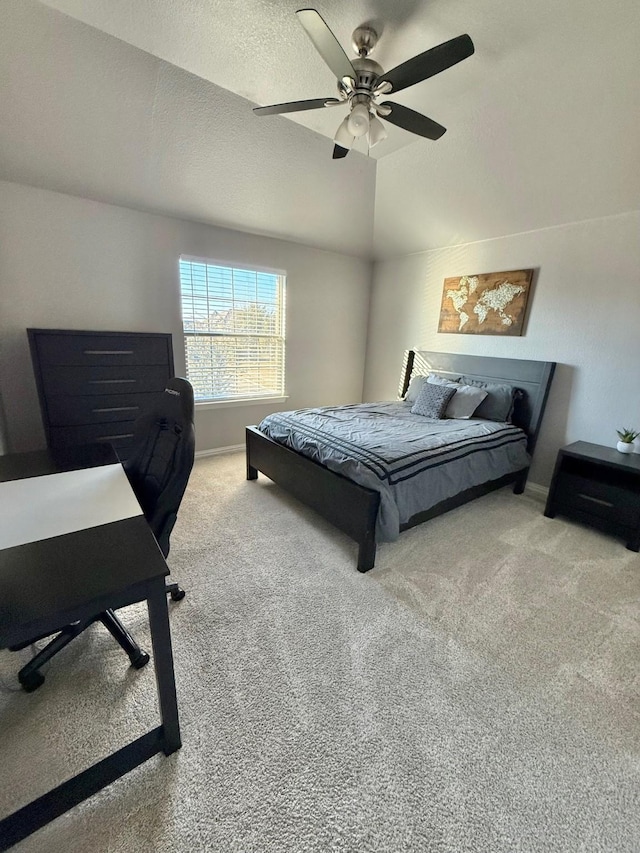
[179,257,286,402]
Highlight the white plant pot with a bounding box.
[617,440,633,454]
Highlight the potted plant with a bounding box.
[616,427,639,454]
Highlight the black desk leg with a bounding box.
[147,580,182,755]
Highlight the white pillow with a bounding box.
[426,374,459,389]
[404,374,428,403]
[427,375,488,419]
[404,373,457,403]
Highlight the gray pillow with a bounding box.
[411,383,456,419]
[459,377,517,422]
[427,376,488,418]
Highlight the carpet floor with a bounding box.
[1,451,639,852]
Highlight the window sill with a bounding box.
[195,396,289,411]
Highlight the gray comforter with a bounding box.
[258,402,530,542]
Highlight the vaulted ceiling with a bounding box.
[3,0,640,258]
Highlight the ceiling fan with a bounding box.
[253,8,474,159]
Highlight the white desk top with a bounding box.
[0,463,143,551]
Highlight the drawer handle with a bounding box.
[96,433,135,441]
[88,379,137,385]
[83,350,134,355]
[578,493,615,508]
[92,406,140,413]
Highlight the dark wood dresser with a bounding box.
[544,441,640,551]
[28,329,174,461]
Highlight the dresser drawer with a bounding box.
[46,392,163,426]
[41,365,170,397]
[555,472,640,526]
[28,328,174,455]
[34,333,170,366]
[49,422,137,451]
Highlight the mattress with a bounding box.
[258,402,531,542]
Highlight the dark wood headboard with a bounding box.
[399,350,556,456]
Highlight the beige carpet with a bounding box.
[1,451,639,852]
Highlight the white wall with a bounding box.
[0,182,371,453]
[364,212,640,486]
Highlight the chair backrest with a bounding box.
[124,377,195,557]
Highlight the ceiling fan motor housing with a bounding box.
[351,57,383,92]
[340,56,384,121]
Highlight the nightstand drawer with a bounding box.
[41,365,170,397]
[35,334,170,366]
[555,472,640,526]
[46,392,163,426]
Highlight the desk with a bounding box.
[0,445,181,851]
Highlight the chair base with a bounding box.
[167,581,185,601]
[14,582,184,692]
[19,669,45,693]
[16,609,150,692]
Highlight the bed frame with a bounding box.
[246,350,556,572]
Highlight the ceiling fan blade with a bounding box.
[377,34,474,94]
[333,145,350,159]
[296,8,355,82]
[380,102,446,140]
[254,98,340,116]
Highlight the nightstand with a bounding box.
[544,441,640,551]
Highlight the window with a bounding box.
[179,257,286,403]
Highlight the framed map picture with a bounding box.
[437,269,534,336]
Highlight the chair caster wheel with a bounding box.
[170,586,185,601]
[130,650,150,670]
[19,670,45,692]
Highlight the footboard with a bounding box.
[246,426,380,571]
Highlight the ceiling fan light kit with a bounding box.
[368,115,387,147]
[346,102,370,137]
[334,116,353,150]
[253,8,474,159]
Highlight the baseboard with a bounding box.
[195,444,245,459]
[524,481,548,502]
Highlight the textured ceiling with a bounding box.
[9,1,640,256]
[0,1,376,257]
[36,0,509,159]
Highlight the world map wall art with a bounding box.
[437,269,534,336]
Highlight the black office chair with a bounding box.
[14,378,196,692]
[123,377,195,596]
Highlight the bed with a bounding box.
[246,350,556,572]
